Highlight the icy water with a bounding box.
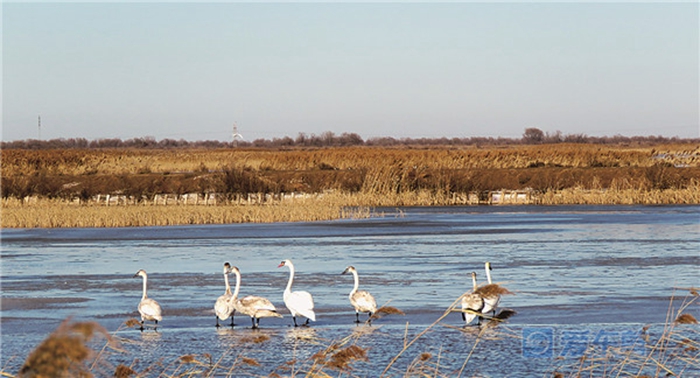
[1,205,698,377]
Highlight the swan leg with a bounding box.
[230,315,234,327]
[251,317,257,329]
[354,312,360,324]
[139,320,145,332]
[255,317,261,329]
[292,316,298,327]
[216,317,221,328]
[304,318,310,326]
[461,312,466,322]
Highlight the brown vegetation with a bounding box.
[18,319,112,378]
[2,143,699,228]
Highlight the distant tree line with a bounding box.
[2,129,697,150]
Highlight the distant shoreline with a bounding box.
[2,143,698,228]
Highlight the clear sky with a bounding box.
[3,2,698,142]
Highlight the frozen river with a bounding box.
[2,205,698,376]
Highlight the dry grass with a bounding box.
[3,144,699,229]
[17,318,112,378]
[4,180,698,228]
[1,193,371,228]
[3,144,698,177]
[549,288,700,378]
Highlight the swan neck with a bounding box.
[224,271,232,295]
[141,275,148,300]
[471,275,477,290]
[232,270,241,299]
[285,264,295,294]
[351,270,359,294]
[485,266,493,284]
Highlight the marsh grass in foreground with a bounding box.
[4,290,698,377]
[547,288,700,378]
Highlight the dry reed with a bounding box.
[17,319,112,378]
[3,144,699,229]
[1,194,371,228]
[548,288,700,377]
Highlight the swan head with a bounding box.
[485,262,492,271]
[230,265,240,275]
[470,271,477,279]
[278,259,292,268]
[223,262,232,273]
[341,266,356,275]
[134,269,147,278]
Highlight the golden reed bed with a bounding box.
[2,186,699,229]
[2,144,699,228]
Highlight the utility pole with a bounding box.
[232,122,243,148]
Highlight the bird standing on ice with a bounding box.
[278,259,316,327]
[341,266,377,324]
[230,265,282,328]
[461,271,484,326]
[134,269,162,331]
[481,261,501,316]
[214,262,235,327]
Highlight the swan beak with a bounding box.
[341,268,349,275]
[277,262,285,268]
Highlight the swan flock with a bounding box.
[134,260,511,330]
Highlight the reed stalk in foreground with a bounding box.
[548,288,700,378]
[16,318,113,378]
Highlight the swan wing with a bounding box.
[460,293,484,324]
[351,290,377,313]
[461,293,484,313]
[482,295,501,314]
[139,298,163,322]
[474,283,508,314]
[215,293,234,320]
[238,295,282,318]
[285,290,316,321]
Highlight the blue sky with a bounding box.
[3,2,698,142]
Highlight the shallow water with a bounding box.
[2,205,699,376]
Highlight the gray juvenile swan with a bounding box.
[230,265,282,328]
[214,262,235,327]
[341,266,377,324]
[134,269,162,331]
[278,259,316,327]
[461,271,484,325]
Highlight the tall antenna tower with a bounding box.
[38,115,41,139]
[232,122,243,148]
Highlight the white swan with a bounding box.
[278,259,316,327]
[230,265,282,328]
[481,261,501,316]
[214,262,235,327]
[341,266,377,323]
[134,269,162,331]
[461,271,484,325]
